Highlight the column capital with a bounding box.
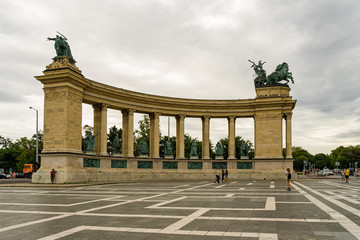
[202,115,211,120]
[150,112,161,117]
[228,116,236,120]
[121,108,136,114]
[284,112,293,119]
[176,114,186,120]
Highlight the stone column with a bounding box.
[93,104,108,155]
[176,115,185,159]
[93,104,101,155]
[228,116,236,160]
[285,113,293,159]
[202,116,210,160]
[122,109,135,157]
[150,113,160,159]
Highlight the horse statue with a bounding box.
[266,62,294,85]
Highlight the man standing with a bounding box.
[345,168,350,183]
[50,169,57,184]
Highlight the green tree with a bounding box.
[312,153,332,169]
[291,146,313,171]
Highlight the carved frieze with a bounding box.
[254,113,282,120]
[45,56,82,74]
[45,91,82,102]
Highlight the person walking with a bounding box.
[221,169,225,183]
[50,169,57,184]
[345,168,350,183]
[341,169,345,183]
[284,168,292,191]
[225,169,229,183]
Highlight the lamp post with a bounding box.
[29,107,39,164]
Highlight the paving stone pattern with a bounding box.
[0,178,360,239]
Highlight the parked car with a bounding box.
[318,169,333,176]
[0,173,7,179]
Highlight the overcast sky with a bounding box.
[0,0,359,154]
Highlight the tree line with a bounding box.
[1,115,359,173]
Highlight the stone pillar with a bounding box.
[228,116,236,160]
[93,104,108,156]
[176,115,185,159]
[122,109,135,157]
[42,87,83,153]
[254,112,283,159]
[285,113,293,159]
[202,116,210,160]
[150,113,160,159]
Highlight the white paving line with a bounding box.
[276,201,313,204]
[0,183,213,233]
[38,225,278,239]
[214,184,226,189]
[159,208,210,233]
[225,194,234,198]
[293,182,360,239]
[172,184,189,188]
[247,183,253,185]
[270,181,275,189]
[238,187,245,190]
[0,195,123,207]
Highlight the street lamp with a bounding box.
[29,107,39,164]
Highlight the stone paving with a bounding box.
[0,178,360,239]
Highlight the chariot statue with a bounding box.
[249,60,294,86]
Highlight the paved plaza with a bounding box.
[0,178,360,240]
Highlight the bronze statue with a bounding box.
[164,141,173,156]
[190,142,198,158]
[240,142,248,157]
[47,32,73,59]
[111,136,122,154]
[249,60,294,86]
[137,139,149,155]
[84,132,98,152]
[215,142,224,157]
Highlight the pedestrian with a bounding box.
[221,169,225,183]
[341,169,345,183]
[225,169,229,183]
[214,175,220,183]
[284,168,292,191]
[345,168,350,183]
[50,169,57,184]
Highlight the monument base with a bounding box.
[215,156,224,160]
[138,155,149,158]
[164,155,174,159]
[32,153,296,183]
[241,156,249,160]
[190,156,199,160]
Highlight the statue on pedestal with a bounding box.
[215,142,224,157]
[47,32,73,59]
[137,139,149,156]
[189,141,198,159]
[249,60,294,86]
[164,141,173,156]
[84,132,98,152]
[111,136,122,154]
[240,142,249,158]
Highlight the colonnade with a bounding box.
[91,105,293,159]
